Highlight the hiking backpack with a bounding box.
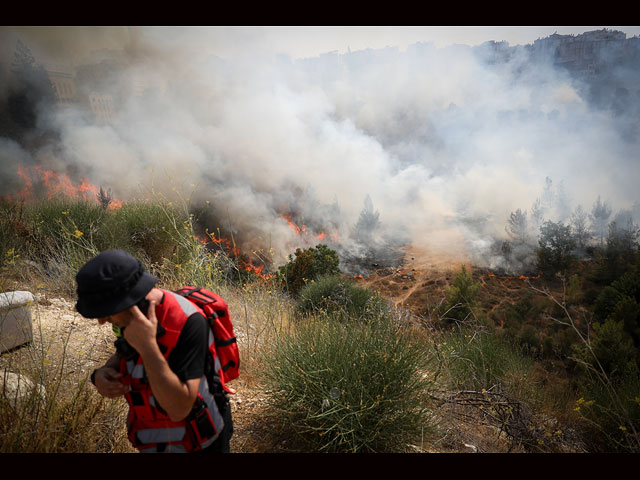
[175,286,239,393]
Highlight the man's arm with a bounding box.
[93,353,129,398]
[123,301,200,422]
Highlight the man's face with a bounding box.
[97,307,134,328]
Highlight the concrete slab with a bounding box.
[0,291,35,353]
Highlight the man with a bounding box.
[76,249,233,453]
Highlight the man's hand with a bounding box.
[94,367,130,398]
[122,300,158,356]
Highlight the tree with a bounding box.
[530,197,546,232]
[278,244,341,296]
[554,180,572,222]
[439,265,480,325]
[593,220,640,285]
[536,220,576,277]
[570,204,592,250]
[590,196,612,247]
[505,208,529,245]
[352,194,380,242]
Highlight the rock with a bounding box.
[463,443,478,453]
[0,371,46,406]
[0,291,35,353]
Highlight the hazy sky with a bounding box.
[10,26,640,63]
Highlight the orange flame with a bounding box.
[280,213,336,244]
[11,165,122,209]
[202,230,273,279]
[486,270,542,280]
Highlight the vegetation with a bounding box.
[260,313,437,452]
[440,326,535,397]
[536,220,577,278]
[277,244,340,296]
[295,274,390,321]
[437,265,480,325]
[2,188,640,452]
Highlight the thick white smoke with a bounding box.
[2,28,639,273]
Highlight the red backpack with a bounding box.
[175,286,239,393]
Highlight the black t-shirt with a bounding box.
[167,311,210,382]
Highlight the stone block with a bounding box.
[0,291,34,353]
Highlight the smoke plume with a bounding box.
[1,27,639,274]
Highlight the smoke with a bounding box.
[2,27,639,273]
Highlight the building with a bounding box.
[531,28,630,77]
[43,62,76,108]
[86,91,115,125]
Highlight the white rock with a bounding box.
[463,443,478,453]
[0,371,46,406]
[0,291,34,352]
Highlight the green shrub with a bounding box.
[441,326,535,396]
[591,222,639,285]
[518,324,541,356]
[261,314,437,452]
[278,244,341,296]
[593,269,640,347]
[103,201,183,263]
[573,371,640,452]
[23,197,107,259]
[438,265,480,325]
[577,318,639,380]
[536,220,576,277]
[295,275,390,321]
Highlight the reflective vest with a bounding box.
[120,290,226,453]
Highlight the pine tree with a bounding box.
[590,196,612,247]
[570,204,592,250]
[353,195,380,241]
[506,208,529,245]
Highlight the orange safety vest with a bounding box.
[119,290,226,453]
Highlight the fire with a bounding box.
[10,165,122,209]
[486,269,542,280]
[281,214,306,236]
[207,231,240,257]
[280,213,335,244]
[202,229,273,279]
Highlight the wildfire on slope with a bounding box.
[280,213,338,244]
[486,269,542,280]
[8,165,123,209]
[200,229,274,279]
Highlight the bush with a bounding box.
[260,314,437,452]
[103,201,183,263]
[536,220,576,278]
[573,371,640,452]
[591,221,639,285]
[278,244,341,296]
[441,326,535,396]
[438,265,480,325]
[295,275,390,321]
[593,269,640,347]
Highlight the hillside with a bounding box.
[0,246,625,453]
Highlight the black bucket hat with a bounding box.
[75,249,158,319]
